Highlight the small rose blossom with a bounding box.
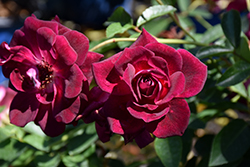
[0,15,103,136]
[92,29,207,148]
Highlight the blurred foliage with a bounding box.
[1,0,250,167]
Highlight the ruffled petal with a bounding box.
[127,101,169,123]
[130,28,158,48]
[145,42,183,75]
[35,103,65,137]
[114,46,154,75]
[157,71,185,104]
[53,35,78,69]
[62,64,84,98]
[80,51,103,84]
[9,92,39,127]
[63,30,89,65]
[150,98,190,138]
[92,52,121,93]
[176,49,207,98]
[54,96,81,124]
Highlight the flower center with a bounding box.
[36,61,54,91]
[139,75,155,96]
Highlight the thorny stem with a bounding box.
[89,37,208,52]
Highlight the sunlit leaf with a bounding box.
[221,10,241,48]
[155,136,182,167]
[136,5,176,27]
[217,61,250,87]
[209,119,250,166]
[106,22,133,38]
[23,134,49,152]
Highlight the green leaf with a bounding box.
[142,17,171,36]
[136,5,176,27]
[177,0,191,11]
[106,22,133,38]
[62,144,96,166]
[11,149,35,166]
[209,119,250,166]
[0,138,27,162]
[67,133,98,156]
[235,35,250,63]
[33,152,61,167]
[105,7,133,26]
[221,10,241,48]
[217,61,250,87]
[23,134,49,152]
[155,136,182,167]
[196,45,233,59]
[201,24,224,44]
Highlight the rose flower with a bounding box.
[92,29,207,148]
[0,15,103,136]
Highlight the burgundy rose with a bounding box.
[0,15,103,136]
[92,29,207,148]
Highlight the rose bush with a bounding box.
[92,29,207,147]
[0,15,103,136]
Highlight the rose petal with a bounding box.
[80,51,103,84]
[145,43,183,75]
[53,35,78,68]
[130,28,158,48]
[54,96,81,124]
[157,71,185,104]
[134,130,154,148]
[92,52,121,93]
[176,49,207,98]
[23,16,59,60]
[63,30,89,65]
[150,98,190,138]
[115,47,154,75]
[10,68,38,93]
[127,101,169,123]
[95,120,112,143]
[35,103,65,137]
[62,64,84,98]
[9,92,39,127]
[107,117,124,134]
[148,56,169,76]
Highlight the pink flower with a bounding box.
[92,29,207,147]
[0,15,103,136]
[226,0,247,12]
[0,85,16,126]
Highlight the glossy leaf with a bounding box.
[209,119,250,166]
[106,22,133,38]
[136,5,176,27]
[155,136,182,167]
[196,45,233,59]
[221,10,241,48]
[217,61,250,87]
